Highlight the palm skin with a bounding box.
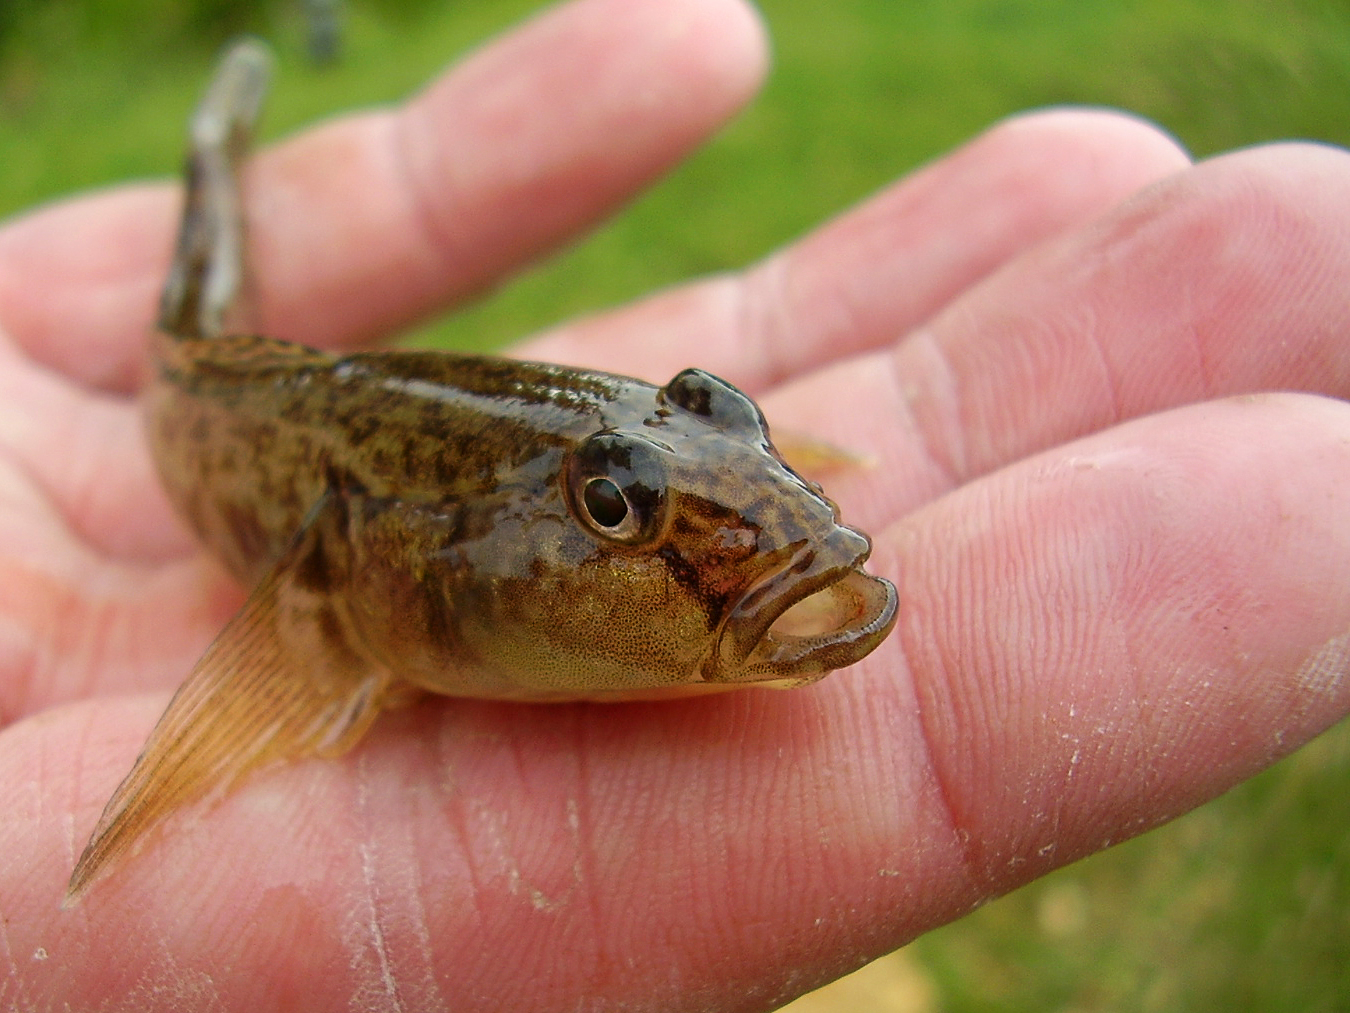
[2,0,1349,1010]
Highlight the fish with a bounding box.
[64,40,898,905]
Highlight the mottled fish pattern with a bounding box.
[66,41,897,904]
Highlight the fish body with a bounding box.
[147,333,893,700]
[66,40,897,903]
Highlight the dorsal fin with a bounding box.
[65,492,395,906]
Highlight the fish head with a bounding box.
[551,368,897,694]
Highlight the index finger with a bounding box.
[0,0,768,393]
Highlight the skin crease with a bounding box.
[0,0,1349,1008]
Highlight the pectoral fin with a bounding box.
[774,431,875,480]
[66,493,395,905]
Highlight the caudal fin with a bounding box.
[159,38,272,340]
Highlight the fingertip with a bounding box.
[421,0,771,134]
[693,0,772,108]
[644,0,770,118]
[1185,139,1350,257]
[989,106,1192,180]
[262,0,771,350]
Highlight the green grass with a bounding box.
[6,0,1350,353]
[908,725,1350,1012]
[3,2,1350,1010]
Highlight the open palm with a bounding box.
[3,1,1350,1010]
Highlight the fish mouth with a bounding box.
[711,529,898,686]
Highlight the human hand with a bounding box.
[3,0,1350,1009]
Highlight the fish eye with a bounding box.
[582,477,629,530]
[565,432,669,545]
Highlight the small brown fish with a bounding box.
[65,41,897,904]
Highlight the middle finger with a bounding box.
[768,141,1350,529]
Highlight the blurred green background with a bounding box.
[3,1,1349,1010]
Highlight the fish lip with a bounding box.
[710,530,898,684]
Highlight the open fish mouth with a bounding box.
[712,530,898,686]
[746,568,898,680]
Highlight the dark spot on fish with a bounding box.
[313,601,346,647]
[657,543,725,624]
[340,412,380,447]
[661,369,766,436]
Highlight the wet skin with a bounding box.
[66,40,896,903]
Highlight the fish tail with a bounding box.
[159,38,272,341]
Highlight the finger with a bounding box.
[0,340,194,562]
[764,141,1350,529]
[889,392,1350,894]
[11,396,1350,1010]
[0,0,768,393]
[0,479,242,723]
[0,339,243,720]
[0,106,1181,570]
[519,108,1190,387]
[0,184,171,392]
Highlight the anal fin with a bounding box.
[66,492,395,906]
